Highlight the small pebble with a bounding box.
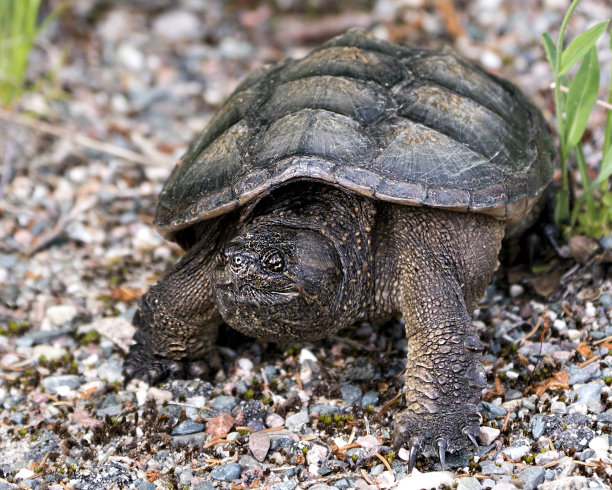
[249,431,270,462]
[211,395,239,411]
[237,358,254,372]
[509,284,524,297]
[42,375,81,395]
[172,420,205,436]
[502,443,530,460]
[299,348,317,363]
[45,304,77,326]
[341,384,362,405]
[285,411,309,431]
[457,477,482,490]
[517,466,545,490]
[210,463,242,482]
[550,401,567,414]
[588,435,610,453]
[360,391,379,407]
[535,450,559,465]
[479,426,500,445]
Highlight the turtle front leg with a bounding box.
[391,209,504,469]
[123,236,223,384]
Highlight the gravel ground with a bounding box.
[1,1,612,489]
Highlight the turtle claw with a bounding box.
[437,438,447,471]
[463,426,481,456]
[123,333,221,384]
[407,437,421,473]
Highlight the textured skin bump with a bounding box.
[155,28,554,241]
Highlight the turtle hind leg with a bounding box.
[390,207,504,465]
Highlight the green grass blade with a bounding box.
[565,47,600,148]
[560,20,609,74]
[542,32,558,72]
[592,148,612,188]
[604,30,612,158]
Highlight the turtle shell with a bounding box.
[155,28,554,242]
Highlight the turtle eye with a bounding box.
[262,250,285,272]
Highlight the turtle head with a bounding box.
[212,224,347,341]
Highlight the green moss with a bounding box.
[80,329,101,344]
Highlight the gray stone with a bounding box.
[349,360,379,381]
[531,414,546,439]
[138,483,156,490]
[286,411,309,431]
[479,461,506,476]
[193,483,215,490]
[269,482,298,490]
[210,463,242,482]
[554,414,595,451]
[556,456,576,478]
[551,401,567,414]
[333,479,352,490]
[539,476,587,490]
[482,401,507,419]
[598,411,612,423]
[211,395,239,411]
[570,383,602,405]
[341,384,363,405]
[517,466,545,490]
[171,432,208,446]
[600,293,612,308]
[568,362,601,385]
[535,450,559,465]
[178,470,193,486]
[310,404,339,415]
[502,440,530,460]
[263,365,279,380]
[42,375,81,395]
[457,477,482,490]
[238,454,262,469]
[97,358,123,383]
[361,391,379,407]
[270,433,295,451]
[479,426,500,445]
[96,394,122,417]
[171,419,205,436]
[319,459,348,476]
[16,326,73,347]
[600,235,612,251]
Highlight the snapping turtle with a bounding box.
[124,29,554,465]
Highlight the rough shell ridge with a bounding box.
[155,28,554,241]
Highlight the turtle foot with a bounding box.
[392,408,480,472]
[123,333,221,384]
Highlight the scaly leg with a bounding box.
[123,231,225,384]
[391,208,504,468]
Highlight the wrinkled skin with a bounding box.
[124,183,504,466]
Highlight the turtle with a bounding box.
[123,28,554,466]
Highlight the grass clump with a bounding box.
[0,0,64,108]
[542,0,612,237]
